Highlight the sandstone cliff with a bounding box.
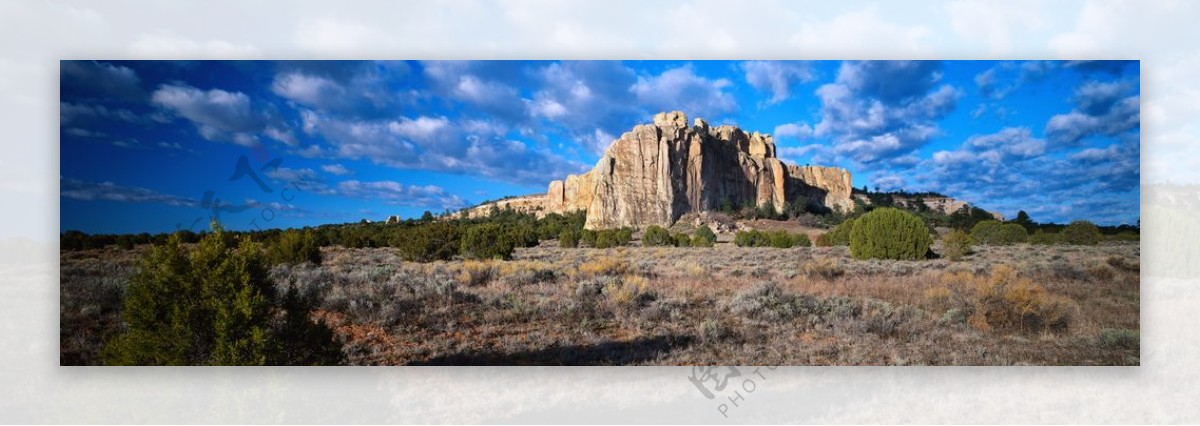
[466,111,855,229]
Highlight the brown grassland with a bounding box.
[61,238,1139,366]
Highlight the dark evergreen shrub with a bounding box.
[849,208,932,260]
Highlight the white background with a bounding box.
[1,0,1197,423]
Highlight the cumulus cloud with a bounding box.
[60,60,145,101]
[928,126,1047,189]
[151,84,267,146]
[946,128,1044,162]
[630,64,737,119]
[871,173,906,191]
[1074,80,1132,115]
[321,163,352,176]
[1070,144,1123,163]
[974,60,1055,100]
[264,166,334,195]
[454,76,520,109]
[63,128,103,138]
[527,61,742,155]
[964,127,1047,160]
[420,61,737,158]
[1045,79,1139,146]
[579,129,616,156]
[303,112,587,186]
[777,144,834,166]
[919,125,1138,224]
[271,61,412,119]
[60,177,197,207]
[837,61,943,102]
[263,126,298,147]
[272,72,347,109]
[812,61,960,165]
[774,122,814,140]
[740,61,815,104]
[529,98,568,119]
[60,102,143,126]
[526,61,640,154]
[421,61,530,123]
[389,116,452,146]
[335,180,467,209]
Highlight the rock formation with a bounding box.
[466,111,855,229]
[853,193,1004,221]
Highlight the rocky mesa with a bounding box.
[467,111,854,230]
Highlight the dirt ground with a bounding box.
[61,238,1140,366]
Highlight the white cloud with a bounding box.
[60,177,197,207]
[970,103,988,118]
[871,174,905,191]
[151,84,266,146]
[321,163,352,176]
[271,73,346,109]
[454,76,512,105]
[1045,94,1139,146]
[811,61,960,165]
[264,167,334,195]
[740,61,815,104]
[529,98,568,119]
[421,61,529,121]
[774,122,814,140]
[1074,79,1132,115]
[580,128,616,156]
[60,102,142,125]
[263,126,296,147]
[60,61,144,100]
[526,61,640,154]
[630,64,736,119]
[777,144,834,166]
[64,128,103,138]
[303,111,587,186]
[1071,144,1122,163]
[964,127,1046,162]
[335,180,466,209]
[152,83,300,149]
[932,149,976,166]
[388,116,450,145]
[300,109,320,135]
[973,61,1057,102]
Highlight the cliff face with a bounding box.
[785,164,854,214]
[467,111,855,229]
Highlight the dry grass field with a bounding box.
[61,239,1139,366]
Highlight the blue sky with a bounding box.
[60,60,1140,234]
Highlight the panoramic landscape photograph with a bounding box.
[60,59,1140,366]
